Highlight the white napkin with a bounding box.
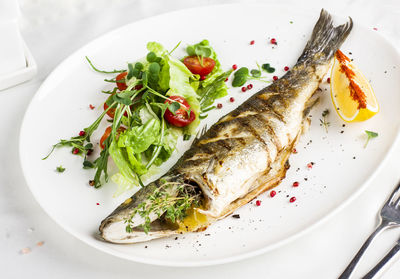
[0,0,25,76]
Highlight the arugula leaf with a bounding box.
[85,56,125,74]
[198,70,232,110]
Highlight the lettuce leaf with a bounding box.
[118,118,160,154]
[144,126,181,165]
[147,42,166,56]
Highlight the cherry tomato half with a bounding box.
[183,56,216,77]
[103,100,115,118]
[164,96,196,127]
[116,72,128,91]
[100,126,126,149]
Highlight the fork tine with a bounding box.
[385,181,400,206]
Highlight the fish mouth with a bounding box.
[99,178,209,244]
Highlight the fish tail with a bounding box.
[298,9,353,64]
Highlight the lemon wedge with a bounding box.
[330,50,379,122]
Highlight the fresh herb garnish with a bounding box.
[125,182,200,234]
[261,63,275,73]
[232,66,270,87]
[56,165,65,173]
[199,70,232,111]
[364,130,378,148]
[319,109,330,133]
[46,40,229,194]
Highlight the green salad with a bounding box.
[44,40,232,195]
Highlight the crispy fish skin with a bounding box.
[99,9,353,243]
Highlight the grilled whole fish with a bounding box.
[99,9,353,243]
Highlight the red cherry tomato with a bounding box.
[183,56,216,77]
[164,96,196,127]
[116,72,128,91]
[100,126,126,149]
[103,101,115,118]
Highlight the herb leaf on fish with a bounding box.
[319,109,330,133]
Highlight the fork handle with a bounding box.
[362,242,400,279]
[338,223,387,279]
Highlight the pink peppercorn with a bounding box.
[293,181,299,187]
[230,97,235,103]
[284,66,289,71]
[270,190,276,197]
[79,131,85,136]
[270,38,277,44]
[290,197,296,203]
[327,77,331,83]
[250,40,255,45]
[247,84,253,90]
[241,86,247,92]
[232,64,238,70]
[273,76,278,81]
[72,148,79,154]
[217,103,223,109]
[255,200,261,206]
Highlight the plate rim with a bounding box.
[19,3,400,266]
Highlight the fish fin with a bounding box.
[298,9,353,64]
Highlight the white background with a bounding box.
[2,0,400,278]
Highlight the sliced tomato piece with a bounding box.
[116,72,128,91]
[164,96,196,127]
[183,56,216,77]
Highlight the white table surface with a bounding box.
[2,0,400,278]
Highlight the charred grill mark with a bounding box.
[264,121,282,151]
[256,95,286,123]
[183,157,210,168]
[235,116,270,152]
[215,138,234,152]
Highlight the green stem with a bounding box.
[85,56,125,74]
[146,117,165,169]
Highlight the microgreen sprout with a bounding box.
[364,130,378,148]
[56,166,65,173]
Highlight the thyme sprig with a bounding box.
[319,109,330,133]
[125,182,200,234]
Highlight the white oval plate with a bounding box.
[20,4,400,266]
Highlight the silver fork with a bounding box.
[338,182,400,279]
